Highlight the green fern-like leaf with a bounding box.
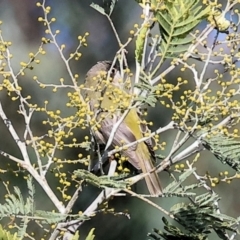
[0,186,31,216]
[152,0,210,58]
[71,231,80,240]
[90,0,118,16]
[202,134,240,171]
[85,228,95,240]
[35,210,69,224]
[170,193,238,235]
[134,78,174,107]
[150,192,239,239]
[163,168,199,197]
[149,218,206,240]
[0,178,35,217]
[26,176,35,215]
[0,225,20,240]
[90,3,105,15]
[17,218,28,240]
[135,24,148,64]
[74,169,129,189]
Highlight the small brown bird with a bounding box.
[83,61,162,195]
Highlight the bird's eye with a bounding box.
[112,68,117,75]
[110,68,117,77]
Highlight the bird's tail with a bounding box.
[144,162,162,196]
[137,150,162,195]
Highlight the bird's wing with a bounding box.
[98,114,141,169]
[99,113,162,195]
[137,109,157,162]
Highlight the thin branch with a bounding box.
[107,121,175,157]
[124,189,173,217]
[58,161,118,240]
[0,99,64,213]
[106,15,122,47]
[0,149,24,165]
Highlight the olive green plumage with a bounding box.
[83,61,162,195]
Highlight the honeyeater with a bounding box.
[83,61,162,195]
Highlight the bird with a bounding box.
[83,60,162,195]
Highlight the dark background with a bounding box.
[0,1,239,239]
